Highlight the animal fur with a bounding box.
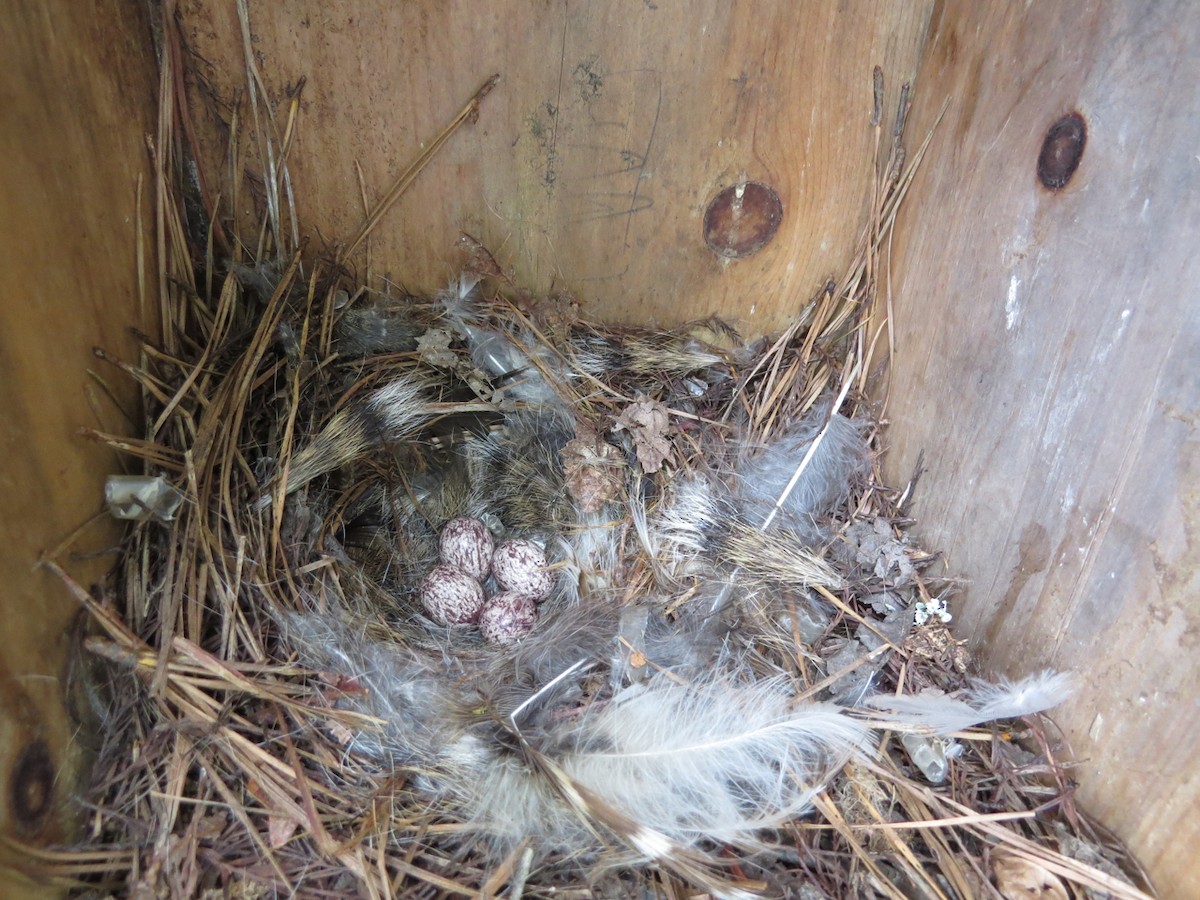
[335,303,426,358]
[261,374,433,504]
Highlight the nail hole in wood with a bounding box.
[10,740,54,832]
[1038,112,1087,191]
[704,181,783,259]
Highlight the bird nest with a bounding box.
[33,9,1152,900]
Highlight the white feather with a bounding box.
[288,604,875,857]
[284,598,1073,889]
[438,273,565,407]
[456,674,873,852]
[967,669,1077,721]
[863,670,1075,735]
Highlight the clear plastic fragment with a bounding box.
[902,732,949,784]
[105,475,185,522]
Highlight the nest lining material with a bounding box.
[32,11,1155,900]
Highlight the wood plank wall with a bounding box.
[885,2,1200,894]
[177,0,933,332]
[0,0,159,892]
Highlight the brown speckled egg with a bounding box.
[479,591,538,645]
[492,539,555,601]
[438,517,494,580]
[420,565,485,625]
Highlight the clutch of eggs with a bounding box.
[420,521,552,643]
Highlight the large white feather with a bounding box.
[284,606,1075,882]
[453,673,873,853]
[566,677,872,843]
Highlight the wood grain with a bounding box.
[177,0,934,334]
[0,0,158,890]
[884,2,1200,894]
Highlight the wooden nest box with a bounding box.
[1,1,1195,895]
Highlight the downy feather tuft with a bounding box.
[733,406,870,540]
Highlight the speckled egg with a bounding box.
[479,591,539,645]
[419,565,486,625]
[491,539,555,601]
[438,517,494,580]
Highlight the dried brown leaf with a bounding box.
[612,394,673,474]
[327,719,355,746]
[193,813,227,841]
[416,328,457,368]
[268,814,301,849]
[994,853,1070,900]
